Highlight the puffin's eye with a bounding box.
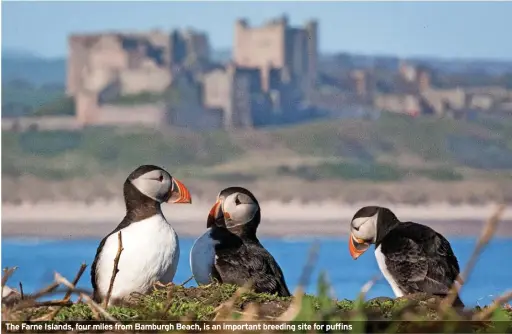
[158,175,164,182]
[235,196,241,206]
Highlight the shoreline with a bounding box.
[2,201,512,238]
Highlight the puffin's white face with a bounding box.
[130,169,192,204]
[221,192,259,227]
[207,190,259,229]
[351,214,378,243]
[349,206,380,260]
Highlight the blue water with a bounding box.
[2,237,511,306]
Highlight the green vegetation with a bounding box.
[3,113,512,183]
[32,96,75,116]
[277,163,463,182]
[110,92,167,105]
[4,279,512,333]
[2,128,243,179]
[110,87,181,106]
[2,81,67,117]
[272,113,512,165]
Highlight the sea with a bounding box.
[2,237,511,306]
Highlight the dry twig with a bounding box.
[180,276,194,287]
[2,267,18,288]
[277,242,320,322]
[36,263,88,320]
[473,290,512,321]
[212,284,251,321]
[54,272,118,322]
[358,274,382,301]
[18,282,24,300]
[441,204,506,312]
[104,231,124,308]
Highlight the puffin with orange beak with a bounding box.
[189,187,291,296]
[349,206,464,307]
[91,165,192,305]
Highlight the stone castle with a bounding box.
[5,15,510,132]
[65,15,318,129]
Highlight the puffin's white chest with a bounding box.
[95,214,180,302]
[190,228,219,285]
[375,245,404,297]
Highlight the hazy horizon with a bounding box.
[2,1,511,61]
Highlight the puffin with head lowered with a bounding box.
[189,187,291,297]
[91,165,192,305]
[348,206,464,307]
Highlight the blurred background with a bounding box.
[2,1,512,305]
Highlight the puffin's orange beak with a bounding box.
[168,178,192,204]
[209,200,221,218]
[207,199,224,228]
[349,233,370,260]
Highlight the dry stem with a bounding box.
[277,242,320,322]
[18,282,24,300]
[103,231,124,308]
[180,276,194,287]
[440,204,506,312]
[473,290,512,321]
[2,267,18,288]
[37,263,88,320]
[54,272,118,322]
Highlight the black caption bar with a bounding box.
[2,320,511,333]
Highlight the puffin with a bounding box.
[189,187,291,297]
[91,165,192,305]
[348,206,464,307]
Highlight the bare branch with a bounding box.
[42,263,88,321]
[473,290,512,321]
[103,231,124,308]
[441,204,505,312]
[180,276,194,287]
[2,267,18,288]
[54,272,118,322]
[18,282,24,300]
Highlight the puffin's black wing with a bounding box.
[380,222,463,306]
[213,236,291,297]
[90,217,131,302]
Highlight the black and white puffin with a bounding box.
[91,165,192,305]
[189,187,291,297]
[348,206,464,307]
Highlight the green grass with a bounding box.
[109,87,180,106]
[276,163,464,182]
[3,113,512,181]
[271,113,512,165]
[2,86,65,110]
[2,128,243,179]
[110,92,167,106]
[4,281,512,333]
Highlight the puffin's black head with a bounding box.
[124,165,192,209]
[348,206,400,260]
[207,187,261,237]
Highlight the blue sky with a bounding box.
[2,1,511,60]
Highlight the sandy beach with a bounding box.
[2,200,511,238]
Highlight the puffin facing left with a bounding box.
[348,206,464,307]
[91,165,192,305]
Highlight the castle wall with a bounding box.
[1,116,81,131]
[234,20,286,69]
[119,68,172,95]
[203,69,232,110]
[94,103,168,127]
